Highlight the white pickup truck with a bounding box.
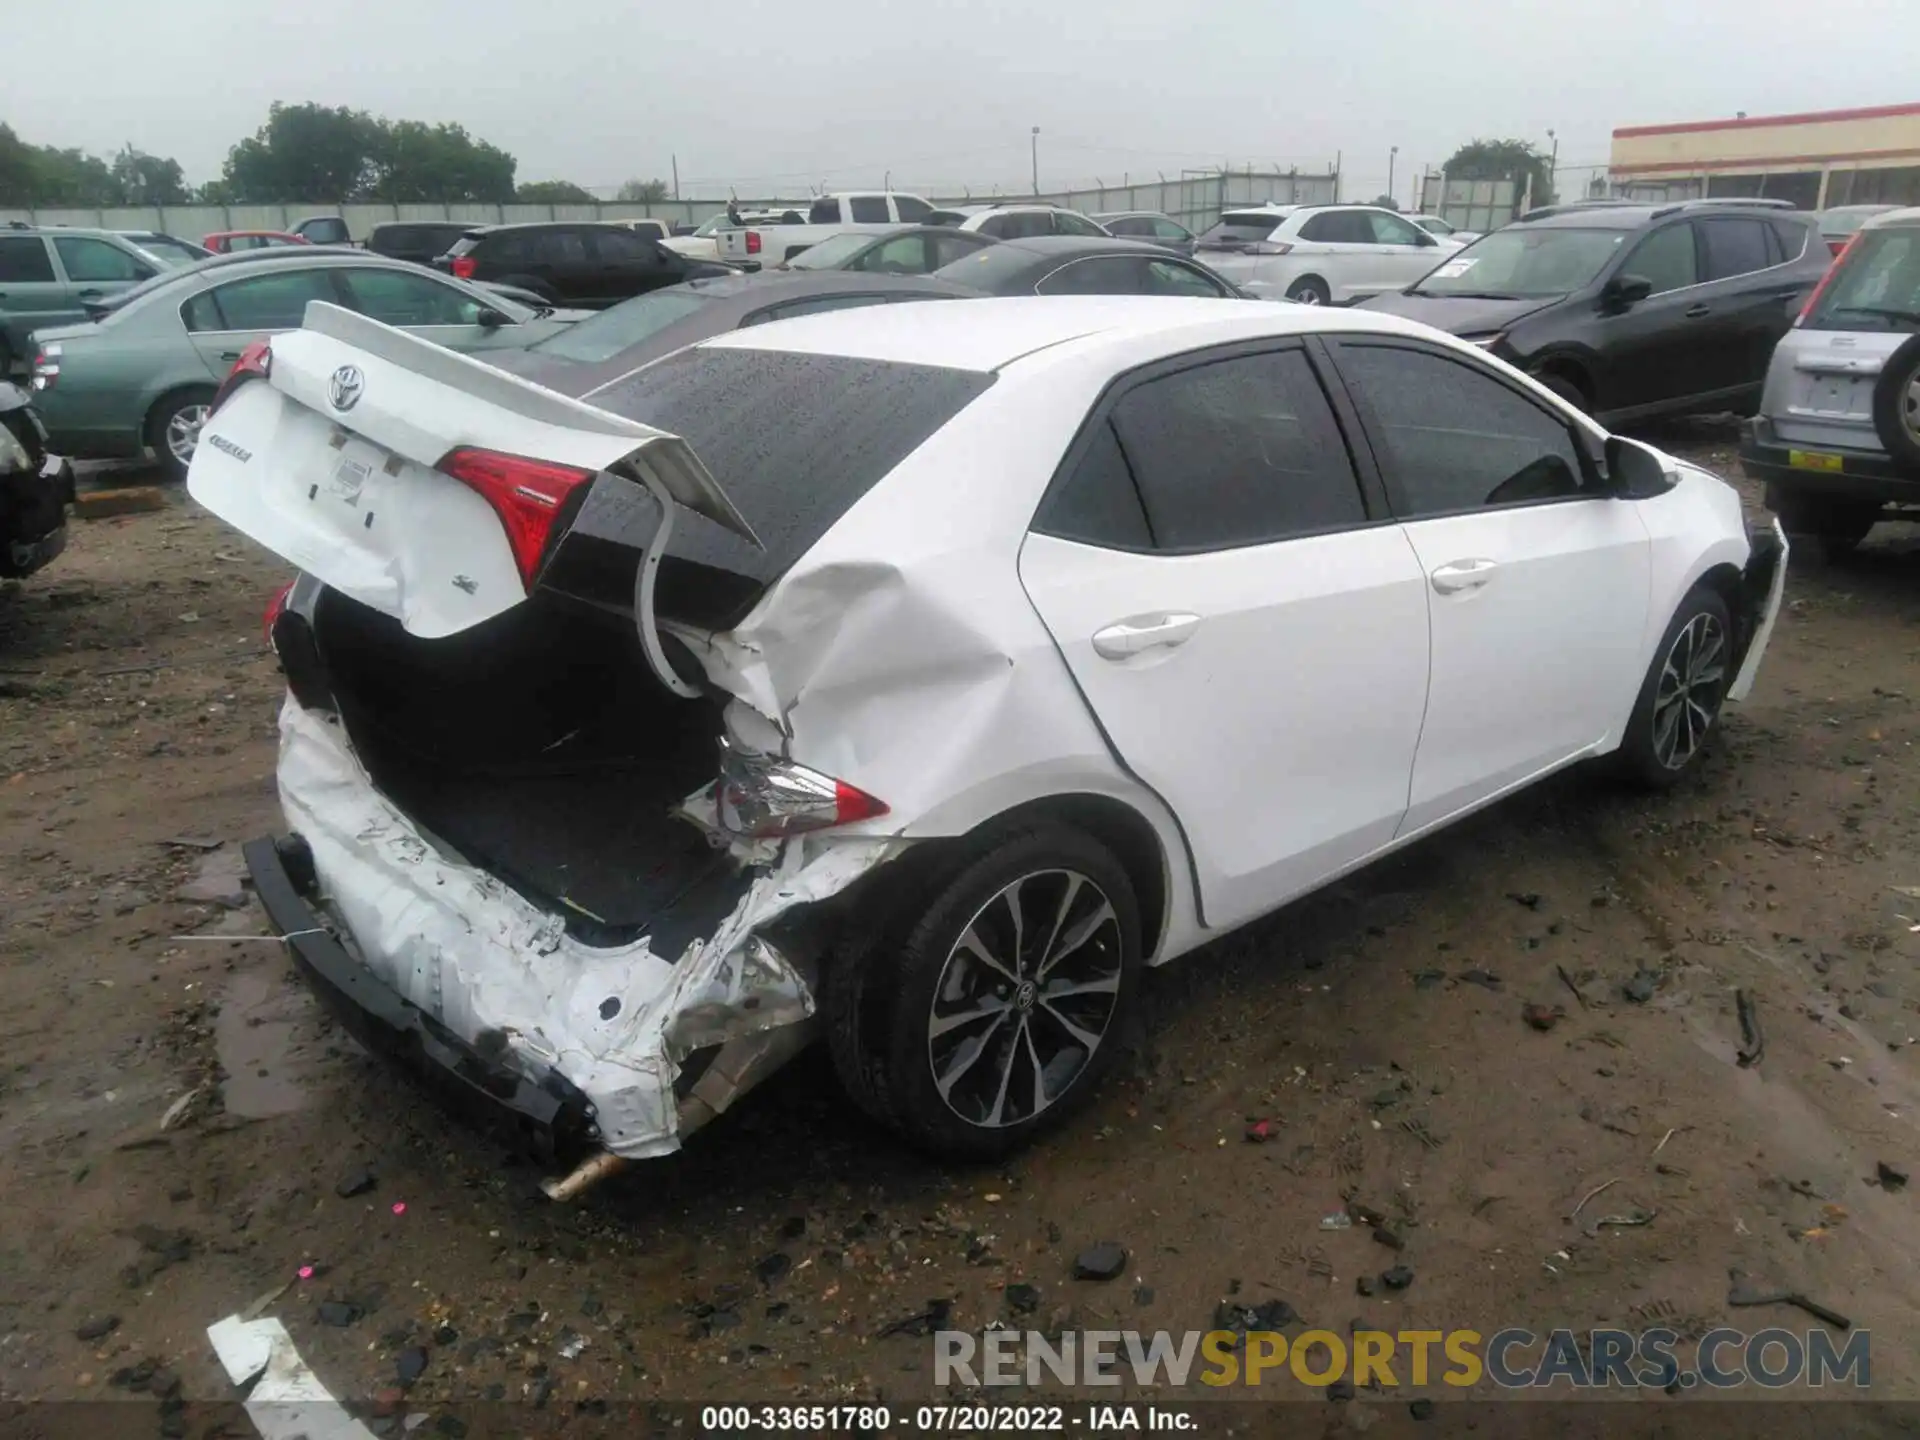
[719,192,938,266]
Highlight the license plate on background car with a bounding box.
[1788,450,1844,473]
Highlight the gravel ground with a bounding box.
[6,424,1920,1433]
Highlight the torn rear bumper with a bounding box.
[244,834,594,1163]
[262,698,900,1161]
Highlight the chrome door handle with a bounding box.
[1092,612,1201,660]
[1430,558,1498,594]
[1684,303,1712,318]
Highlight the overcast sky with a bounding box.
[7,0,1913,204]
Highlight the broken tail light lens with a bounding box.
[716,738,889,839]
[209,339,272,416]
[436,447,595,589]
[263,579,294,648]
[450,255,478,279]
[30,345,60,391]
[1796,234,1857,326]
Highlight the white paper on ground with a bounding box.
[208,1313,380,1440]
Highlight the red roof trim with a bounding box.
[1614,101,1920,139]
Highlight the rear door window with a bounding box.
[1367,212,1426,246]
[1622,222,1698,293]
[894,196,933,222]
[1034,419,1153,549]
[1196,213,1283,247]
[338,268,481,326]
[1771,218,1811,260]
[1699,218,1775,281]
[1108,347,1367,550]
[202,269,342,331]
[1053,211,1107,237]
[1141,258,1228,297]
[53,236,145,282]
[0,236,55,282]
[1037,257,1143,295]
[848,196,891,223]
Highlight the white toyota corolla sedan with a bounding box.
[189,295,1785,1199]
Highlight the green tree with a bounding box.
[371,121,515,203]
[1440,139,1555,211]
[220,102,382,201]
[1371,193,1401,211]
[515,179,597,203]
[27,146,119,206]
[616,177,669,203]
[0,124,37,206]
[111,145,189,206]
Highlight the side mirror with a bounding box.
[1603,274,1654,309]
[475,307,509,329]
[1604,435,1676,499]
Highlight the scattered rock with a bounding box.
[1214,1299,1299,1344]
[1372,1227,1405,1251]
[317,1302,362,1328]
[74,1315,120,1342]
[1133,1284,1155,1307]
[1878,1161,1909,1192]
[1005,1283,1041,1316]
[396,1346,429,1387]
[778,1216,806,1240]
[1381,1266,1414,1291]
[432,1325,458,1346]
[1073,1242,1127,1281]
[754,1252,792,1286]
[1459,969,1502,990]
[880,1299,953,1338]
[1623,970,1659,1004]
[580,1294,604,1318]
[335,1167,377,1199]
[1356,1276,1376,1297]
[1410,1398,1436,1420]
[1522,1002,1565,1032]
[1507,892,1542,910]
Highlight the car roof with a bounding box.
[1863,206,1920,229]
[699,293,1438,373]
[982,235,1180,259]
[686,271,976,303]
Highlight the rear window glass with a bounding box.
[1196,213,1284,247]
[581,349,995,625]
[528,286,715,363]
[1808,228,1920,332]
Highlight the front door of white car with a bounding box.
[1019,343,1431,931]
[1326,339,1652,835]
[1364,210,1448,294]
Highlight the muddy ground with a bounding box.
[6,425,1920,1433]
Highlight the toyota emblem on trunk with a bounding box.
[328,365,364,412]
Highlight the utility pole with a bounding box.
[1387,146,1398,205]
[671,155,680,201]
[1547,129,1559,204]
[1031,126,1040,196]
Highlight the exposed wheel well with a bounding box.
[1286,274,1329,295]
[145,383,217,439]
[1533,358,1593,407]
[977,794,1172,957]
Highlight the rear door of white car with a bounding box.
[1018,341,1431,931]
[1325,337,1652,836]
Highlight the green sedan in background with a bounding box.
[28,251,586,479]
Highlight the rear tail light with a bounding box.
[436,447,594,589]
[716,738,889,839]
[209,339,272,415]
[263,579,294,647]
[450,255,477,279]
[29,346,59,391]
[1796,234,1857,326]
[1827,238,1846,256]
[745,231,762,255]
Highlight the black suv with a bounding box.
[437,223,732,308]
[366,221,477,268]
[1361,199,1829,423]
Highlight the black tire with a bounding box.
[1286,276,1331,306]
[1769,490,1878,563]
[1613,585,1734,789]
[825,824,1142,1159]
[498,274,560,305]
[1871,333,1920,469]
[1532,370,1590,413]
[145,387,217,483]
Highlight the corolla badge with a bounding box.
[328,365,365,412]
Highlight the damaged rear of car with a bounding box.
[190,302,1147,1196]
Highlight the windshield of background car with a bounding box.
[1195,213,1284,249]
[787,233,873,270]
[1411,226,1629,298]
[1808,228,1920,331]
[526,286,716,362]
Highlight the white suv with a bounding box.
[1196,204,1457,305]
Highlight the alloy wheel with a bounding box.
[166,405,210,467]
[926,869,1123,1129]
[1903,369,1920,445]
[1651,612,1728,770]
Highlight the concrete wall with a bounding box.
[0,168,1338,240]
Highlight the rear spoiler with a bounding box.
[298,302,762,550]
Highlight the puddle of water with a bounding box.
[215,968,321,1117]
